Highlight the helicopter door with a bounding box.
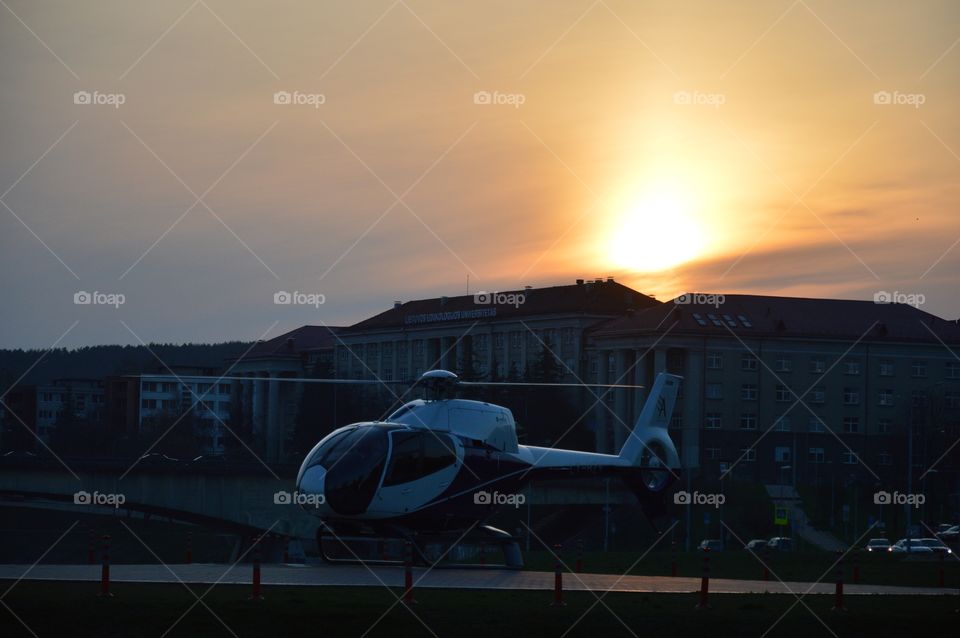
[369,430,460,515]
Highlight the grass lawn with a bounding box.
[519,548,960,588]
[1,581,958,638]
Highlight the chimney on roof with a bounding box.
[607,276,614,282]
[576,279,584,285]
[393,301,402,309]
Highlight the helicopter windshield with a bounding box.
[318,426,391,515]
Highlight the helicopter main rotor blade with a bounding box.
[124,374,408,385]
[459,381,645,389]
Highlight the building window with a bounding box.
[494,333,504,349]
[879,452,892,466]
[706,383,723,400]
[809,447,825,463]
[775,416,791,431]
[810,358,826,374]
[810,386,826,404]
[775,446,792,463]
[842,416,860,433]
[843,388,860,405]
[705,413,722,429]
[911,390,927,408]
[878,389,894,406]
[809,416,825,433]
[706,352,723,370]
[775,385,791,402]
[945,391,960,409]
[911,361,927,378]
[775,357,792,372]
[705,447,721,460]
[741,354,758,371]
[877,418,892,434]
[879,361,895,377]
[947,361,960,380]
[739,447,757,462]
[741,384,758,401]
[844,360,861,375]
[841,450,858,465]
[740,413,757,430]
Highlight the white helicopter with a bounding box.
[293,369,682,565]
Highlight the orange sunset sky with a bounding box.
[1,1,958,347]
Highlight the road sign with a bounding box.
[774,507,789,526]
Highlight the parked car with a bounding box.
[698,539,723,552]
[935,525,959,543]
[744,539,768,551]
[864,538,891,552]
[917,538,953,555]
[767,537,792,551]
[936,523,954,534]
[889,539,934,554]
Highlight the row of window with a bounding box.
[141,399,230,412]
[704,412,894,433]
[706,353,958,379]
[704,446,892,465]
[142,382,231,395]
[706,383,960,408]
[39,392,103,403]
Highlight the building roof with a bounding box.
[243,325,344,359]
[345,279,660,332]
[591,294,960,344]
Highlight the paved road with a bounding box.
[0,564,949,595]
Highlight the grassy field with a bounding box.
[1,581,958,638]
[521,548,960,588]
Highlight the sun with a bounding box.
[607,182,706,272]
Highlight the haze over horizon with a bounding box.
[2,1,959,349]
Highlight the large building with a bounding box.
[587,295,960,489]
[334,278,658,382]
[1,378,105,447]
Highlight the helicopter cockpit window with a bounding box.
[304,428,353,470]
[383,431,456,486]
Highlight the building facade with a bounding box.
[333,278,658,383]
[587,295,960,489]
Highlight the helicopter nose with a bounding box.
[298,465,327,506]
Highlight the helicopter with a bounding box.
[292,369,682,566]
